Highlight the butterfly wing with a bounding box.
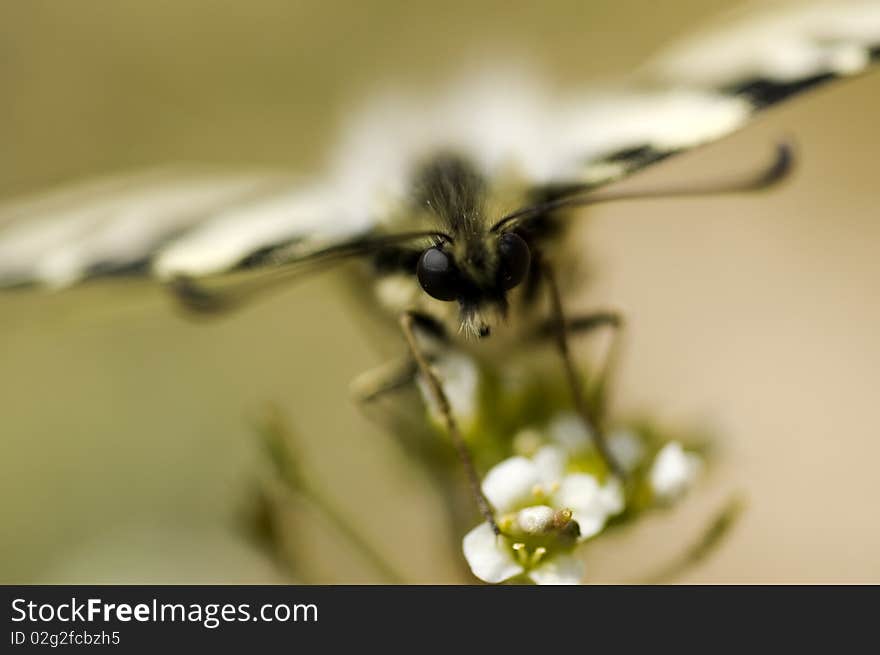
[545,0,880,189]
[0,0,877,291]
[0,167,384,289]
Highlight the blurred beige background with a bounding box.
[0,0,878,583]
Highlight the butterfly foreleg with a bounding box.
[350,357,419,405]
[530,309,625,428]
[399,311,499,534]
[530,310,622,341]
[541,265,626,480]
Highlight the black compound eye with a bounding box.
[417,247,460,301]
[497,232,531,290]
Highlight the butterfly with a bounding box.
[1,1,878,528]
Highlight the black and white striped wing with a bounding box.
[0,0,877,290]
[542,0,880,188]
[0,167,380,289]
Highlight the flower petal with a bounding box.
[607,428,645,472]
[528,553,585,585]
[600,477,625,516]
[649,442,702,503]
[482,456,541,512]
[463,522,524,584]
[532,445,566,483]
[573,513,606,541]
[515,505,556,536]
[555,473,607,540]
[555,472,599,508]
[548,412,593,454]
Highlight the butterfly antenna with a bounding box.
[165,230,452,317]
[492,140,795,232]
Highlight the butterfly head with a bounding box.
[416,230,531,338]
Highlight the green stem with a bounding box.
[255,404,407,584]
[299,479,408,584]
[635,495,744,584]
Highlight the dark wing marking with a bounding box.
[0,169,381,289]
[167,230,445,315]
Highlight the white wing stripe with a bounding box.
[152,183,373,279]
[649,1,880,89]
[0,172,283,287]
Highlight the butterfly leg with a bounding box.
[349,315,454,458]
[531,309,624,428]
[349,357,421,443]
[583,311,625,430]
[399,311,499,534]
[349,356,436,448]
[351,311,448,407]
[530,311,622,341]
[542,266,626,479]
[350,357,419,404]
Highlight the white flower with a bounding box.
[462,522,585,585]
[554,473,623,539]
[527,552,586,585]
[463,523,527,584]
[649,441,702,503]
[547,414,645,474]
[482,446,622,540]
[547,412,593,454]
[607,428,646,473]
[463,445,624,584]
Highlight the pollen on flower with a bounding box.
[510,540,551,569]
[530,480,561,503]
[553,508,573,529]
[498,515,516,532]
[515,505,557,535]
[530,547,548,567]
